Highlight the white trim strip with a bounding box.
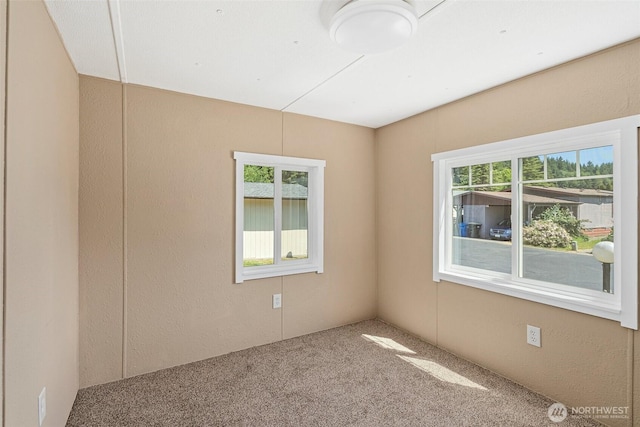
[107,0,128,83]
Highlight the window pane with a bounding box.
[282,170,308,261]
[546,151,577,179]
[492,161,511,184]
[451,185,512,274]
[521,156,544,181]
[471,163,490,186]
[243,165,274,267]
[452,166,469,186]
[521,178,614,292]
[579,146,613,177]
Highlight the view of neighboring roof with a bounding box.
[526,186,613,197]
[244,182,308,199]
[453,190,580,205]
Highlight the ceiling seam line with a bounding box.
[107,0,127,83]
[418,0,449,20]
[279,0,448,114]
[279,55,365,112]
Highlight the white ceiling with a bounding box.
[45,0,640,129]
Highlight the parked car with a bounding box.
[490,219,512,240]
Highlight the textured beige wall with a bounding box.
[125,85,284,377]
[5,1,79,426]
[79,77,124,386]
[377,39,640,427]
[282,113,377,338]
[79,81,377,384]
[376,113,437,343]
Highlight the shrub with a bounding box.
[523,220,572,248]
[536,204,587,240]
[601,227,614,242]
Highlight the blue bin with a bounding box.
[459,223,468,237]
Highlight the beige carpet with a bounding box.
[67,320,599,426]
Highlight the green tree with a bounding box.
[282,170,308,187]
[471,163,490,186]
[492,161,511,184]
[244,165,274,183]
[547,156,576,180]
[452,166,469,187]
[521,156,544,181]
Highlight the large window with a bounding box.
[234,152,325,283]
[432,116,639,329]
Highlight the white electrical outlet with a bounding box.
[527,325,541,347]
[38,387,46,426]
[272,293,282,309]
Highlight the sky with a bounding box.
[545,145,613,166]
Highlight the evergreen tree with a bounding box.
[521,156,544,181]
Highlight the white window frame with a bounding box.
[432,115,639,329]
[234,152,325,284]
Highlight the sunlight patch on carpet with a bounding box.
[398,355,488,390]
[361,334,416,354]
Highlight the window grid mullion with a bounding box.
[274,167,283,266]
[306,168,314,264]
[235,160,246,283]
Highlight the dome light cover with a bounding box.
[593,241,614,264]
[330,0,418,54]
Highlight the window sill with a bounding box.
[237,262,323,283]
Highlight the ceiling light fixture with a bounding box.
[330,0,418,55]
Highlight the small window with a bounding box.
[234,152,325,283]
[432,116,639,329]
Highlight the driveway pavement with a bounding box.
[452,237,609,292]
